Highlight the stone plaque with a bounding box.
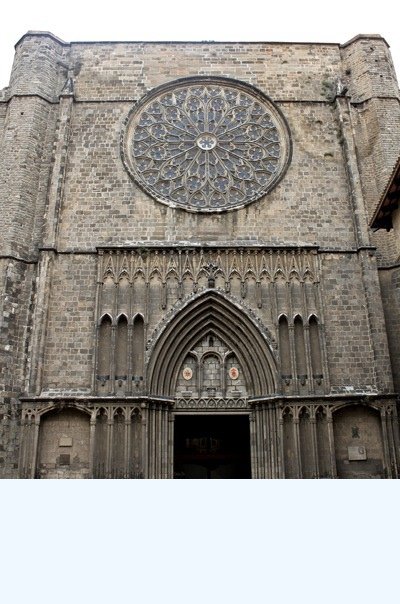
[59,436,73,447]
[348,445,367,461]
[58,454,71,466]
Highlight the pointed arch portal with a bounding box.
[147,291,278,397]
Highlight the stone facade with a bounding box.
[1,31,400,478]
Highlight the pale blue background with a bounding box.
[1,0,400,87]
[2,2,400,601]
[2,482,398,603]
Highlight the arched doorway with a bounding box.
[147,291,278,478]
[174,414,251,479]
[147,290,278,397]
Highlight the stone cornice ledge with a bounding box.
[249,392,397,406]
[20,395,175,406]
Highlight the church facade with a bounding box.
[1,31,400,478]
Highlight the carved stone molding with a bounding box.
[98,247,318,287]
[175,396,248,409]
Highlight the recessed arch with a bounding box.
[132,312,144,324]
[278,314,291,378]
[309,314,323,378]
[116,312,128,323]
[37,407,90,479]
[113,406,126,419]
[98,312,113,327]
[147,290,278,396]
[200,350,223,363]
[131,407,142,419]
[132,314,145,382]
[332,403,385,478]
[116,315,128,380]
[294,315,307,379]
[37,403,92,420]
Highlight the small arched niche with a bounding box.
[309,315,323,381]
[132,315,144,390]
[201,352,222,398]
[278,315,291,381]
[294,315,307,384]
[333,404,385,479]
[97,314,112,393]
[37,408,90,479]
[115,315,128,393]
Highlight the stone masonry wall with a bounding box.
[9,32,69,101]
[379,267,400,393]
[57,101,355,250]
[321,252,393,392]
[0,97,58,259]
[34,248,393,395]
[0,102,6,138]
[70,41,342,102]
[39,254,97,394]
[341,37,400,266]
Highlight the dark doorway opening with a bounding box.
[174,414,251,479]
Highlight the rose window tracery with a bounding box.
[122,77,291,212]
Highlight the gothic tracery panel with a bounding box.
[96,247,323,396]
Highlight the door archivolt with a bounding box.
[147,290,278,397]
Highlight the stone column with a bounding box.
[310,414,319,478]
[265,403,281,479]
[141,403,149,479]
[380,407,392,479]
[107,418,113,478]
[168,413,175,479]
[326,408,337,478]
[268,404,275,478]
[18,416,28,478]
[278,408,285,478]
[255,406,265,479]
[157,404,163,478]
[162,406,169,479]
[124,416,130,479]
[89,414,96,478]
[30,416,41,479]
[293,415,302,479]
[249,411,258,479]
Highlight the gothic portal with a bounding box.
[1,32,400,478]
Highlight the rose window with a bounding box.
[122,77,291,212]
